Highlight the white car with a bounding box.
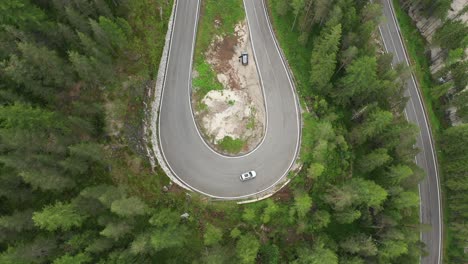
[240,170,256,181]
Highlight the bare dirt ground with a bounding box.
[193,21,265,155]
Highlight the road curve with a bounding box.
[378,0,443,263]
[158,0,300,199]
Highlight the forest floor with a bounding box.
[191,0,265,156]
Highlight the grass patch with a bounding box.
[195,0,245,58]
[217,136,245,153]
[246,107,256,130]
[192,0,244,98]
[247,117,255,129]
[266,0,315,97]
[193,60,223,98]
[246,119,255,129]
[197,101,208,112]
[392,0,443,133]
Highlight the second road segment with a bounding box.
[378,0,442,263]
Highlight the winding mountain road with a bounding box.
[158,0,441,261]
[378,0,443,263]
[158,0,300,199]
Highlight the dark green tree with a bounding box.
[309,24,342,95]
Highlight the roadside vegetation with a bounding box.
[392,0,443,131]
[192,0,244,100]
[0,0,462,263]
[392,1,467,262]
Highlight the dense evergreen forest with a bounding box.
[0,0,460,263]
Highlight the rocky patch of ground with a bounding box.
[193,21,265,155]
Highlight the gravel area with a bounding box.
[194,21,266,155]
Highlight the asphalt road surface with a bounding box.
[378,0,442,263]
[158,0,300,199]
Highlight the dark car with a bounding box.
[240,52,248,65]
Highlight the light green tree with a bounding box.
[379,239,408,261]
[129,233,152,255]
[33,202,86,231]
[111,196,149,217]
[294,192,313,219]
[311,210,331,230]
[242,207,258,224]
[293,244,338,264]
[356,148,391,174]
[392,191,420,210]
[236,234,260,264]
[149,209,188,251]
[261,199,279,224]
[307,163,325,179]
[204,224,223,246]
[230,227,241,239]
[100,221,133,240]
[0,0,45,28]
[350,109,393,145]
[340,234,378,256]
[385,165,413,185]
[335,209,361,224]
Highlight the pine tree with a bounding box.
[356,148,391,174]
[100,221,133,240]
[294,191,313,219]
[0,210,35,233]
[434,20,468,51]
[310,210,331,230]
[309,24,342,95]
[293,243,338,264]
[32,202,87,232]
[236,234,260,264]
[335,56,380,107]
[204,224,223,246]
[2,42,73,102]
[0,0,45,29]
[148,209,188,251]
[349,108,393,145]
[110,197,149,217]
[340,234,378,256]
[261,199,279,224]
